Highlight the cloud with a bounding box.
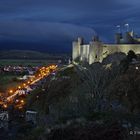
[0,0,140,52]
[0,20,96,44]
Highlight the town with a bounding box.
[0,64,57,123]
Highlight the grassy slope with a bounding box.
[0,73,22,93]
[0,50,65,60]
[0,59,50,66]
[0,50,64,66]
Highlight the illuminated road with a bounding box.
[6,77,42,101]
[2,64,57,109]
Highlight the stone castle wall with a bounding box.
[102,44,140,59]
[72,39,140,64]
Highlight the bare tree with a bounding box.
[75,62,119,111]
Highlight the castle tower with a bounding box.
[72,37,84,62]
[115,33,123,44]
[77,37,84,45]
[89,36,103,64]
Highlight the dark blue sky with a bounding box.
[0,0,140,53]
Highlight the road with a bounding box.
[1,64,58,109]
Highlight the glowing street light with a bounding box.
[16,99,19,103]
[23,83,26,86]
[9,90,13,94]
[21,100,24,103]
[136,66,139,70]
[3,104,7,108]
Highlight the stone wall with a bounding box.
[72,39,140,64]
[102,44,140,60]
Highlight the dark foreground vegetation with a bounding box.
[1,50,140,140]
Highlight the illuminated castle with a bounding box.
[72,29,140,64]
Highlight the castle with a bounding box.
[72,30,140,64]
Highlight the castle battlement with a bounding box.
[72,32,140,64]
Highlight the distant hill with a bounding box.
[0,50,67,60]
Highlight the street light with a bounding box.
[21,100,24,103]
[3,104,7,108]
[9,90,13,94]
[23,83,26,86]
[136,66,139,70]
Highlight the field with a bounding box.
[0,73,22,94]
[0,59,56,67]
[0,50,66,66]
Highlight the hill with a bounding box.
[0,50,66,60]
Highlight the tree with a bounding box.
[102,52,126,65]
[127,50,137,62]
[119,58,129,73]
[75,62,119,111]
[108,65,140,114]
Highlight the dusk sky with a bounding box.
[0,0,140,53]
